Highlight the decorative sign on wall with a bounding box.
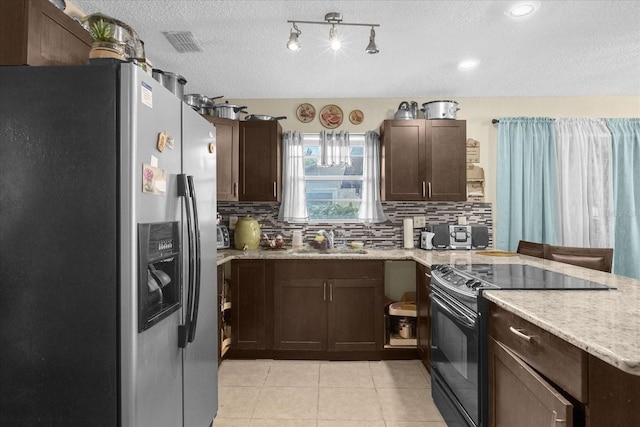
[466,138,480,163]
[466,138,484,201]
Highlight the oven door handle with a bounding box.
[431,292,476,329]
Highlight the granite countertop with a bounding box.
[216,246,640,376]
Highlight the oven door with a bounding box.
[431,284,480,427]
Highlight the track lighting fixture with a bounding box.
[287,12,380,54]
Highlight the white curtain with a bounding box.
[358,131,386,223]
[555,118,613,247]
[278,131,308,223]
[319,130,351,166]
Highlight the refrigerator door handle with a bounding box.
[186,175,201,344]
[177,173,195,348]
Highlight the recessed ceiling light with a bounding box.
[458,59,480,70]
[508,3,537,18]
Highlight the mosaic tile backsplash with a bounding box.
[217,201,493,249]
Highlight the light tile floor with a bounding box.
[213,359,447,427]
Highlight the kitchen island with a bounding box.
[216,247,640,376]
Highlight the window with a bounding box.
[279,131,384,224]
[303,134,365,221]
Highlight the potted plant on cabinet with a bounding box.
[88,19,125,60]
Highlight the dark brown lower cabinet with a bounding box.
[217,265,224,365]
[489,337,573,427]
[273,260,383,353]
[489,301,640,427]
[416,263,431,371]
[230,259,269,350]
[328,278,381,351]
[588,355,640,427]
[489,301,585,427]
[273,278,326,351]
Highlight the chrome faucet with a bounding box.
[318,229,334,249]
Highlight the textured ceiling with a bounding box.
[72,0,640,99]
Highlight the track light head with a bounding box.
[365,27,379,54]
[329,25,341,51]
[287,23,301,51]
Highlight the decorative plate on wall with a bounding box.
[296,103,316,123]
[319,104,343,129]
[349,109,364,125]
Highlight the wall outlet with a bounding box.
[229,215,238,229]
[413,216,426,228]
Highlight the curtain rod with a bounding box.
[493,118,563,124]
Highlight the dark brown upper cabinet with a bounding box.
[381,119,467,201]
[203,116,240,201]
[239,120,282,201]
[1,0,92,66]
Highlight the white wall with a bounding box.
[229,96,640,226]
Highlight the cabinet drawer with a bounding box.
[274,260,382,279]
[488,302,588,403]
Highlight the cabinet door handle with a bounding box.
[233,182,237,196]
[273,181,277,198]
[330,283,333,301]
[552,411,566,426]
[323,282,327,301]
[422,181,426,198]
[428,182,432,198]
[425,272,431,278]
[509,326,532,342]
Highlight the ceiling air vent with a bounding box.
[163,31,203,53]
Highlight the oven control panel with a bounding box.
[431,264,499,296]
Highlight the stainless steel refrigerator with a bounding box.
[0,61,218,426]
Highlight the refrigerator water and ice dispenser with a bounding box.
[138,222,182,332]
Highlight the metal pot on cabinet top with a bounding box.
[211,102,247,120]
[244,114,287,121]
[422,100,459,119]
[152,69,186,99]
[234,216,261,250]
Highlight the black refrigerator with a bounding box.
[0,61,218,426]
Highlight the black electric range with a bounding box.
[431,263,613,310]
[429,263,613,427]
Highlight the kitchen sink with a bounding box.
[290,248,368,255]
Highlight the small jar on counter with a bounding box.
[292,230,303,248]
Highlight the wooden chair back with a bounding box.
[516,240,545,258]
[543,245,613,273]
